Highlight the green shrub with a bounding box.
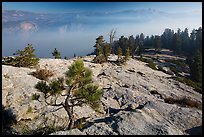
[31,93,40,100]
[116,58,126,66]
[35,78,64,96]
[172,76,202,94]
[137,57,153,63]
[32,67,54,81]
[74,118,85,129]
[21,124,64,135]
[147,61,157,70]
[169,59,186,68]
[93,54,106,64]
[169,66,179,75]
[22,125,32,135]
[3,44,39,68]
[168,59,189,74]
[27,106,32,113]
[32,125,64,135]
[52,48,61,59]
[49,78,65,95]
[2,57,15,66]
[35,81,50,95]
[136,56,147,62]
[136,57,157,70]
[34,125,60,135]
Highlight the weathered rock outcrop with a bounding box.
[2,55,202,135]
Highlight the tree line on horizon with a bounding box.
[91,27,202,83]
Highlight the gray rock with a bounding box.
[2,55,202,135]
[83,122,118,135]
[101,97,120,110]
[114,110,184,135]
[74,105,96,119]
[50,128,86,135]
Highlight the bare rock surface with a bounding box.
[2,55,202,135]
[50,128,86,135]
[82,122,118,135]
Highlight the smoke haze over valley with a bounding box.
[2,2,202,58]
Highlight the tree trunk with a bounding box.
[68,115,75,130]
[64,106,75,130]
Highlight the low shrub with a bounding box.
[136,56,149,63]
[49,78,65,95]
[27,106,33,113]
[31,93,40,100]
[22,125,32,135]
[169,66,179,75]
[147,61,157,70]
[93,54,106,64]
[164,96,202,109]
[171,76,202,94]
[169,59,186,68]
[116,58,126,66]
[74,118,86,129]
[35,77,65,95]
[32,67,54,81]
[137,57,157,70]
[32,125,63,135]
[20,121,65,135]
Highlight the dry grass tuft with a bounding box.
[32,66,54,81]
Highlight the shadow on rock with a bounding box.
[185,126,202,135]
[2,105,18,135]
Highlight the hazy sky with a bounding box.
[2,2,202,13]
[2,2,202,58]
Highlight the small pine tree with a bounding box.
[95,43,101,56]
[93,36,106,64]
[10,44,39,68]
[154,35,162,54]
[64,56,67,59]
[125,47,130,62]
[52,48,61,59]
[103,42,111,62]
[35,59,103,130]
[117,46,122,62]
